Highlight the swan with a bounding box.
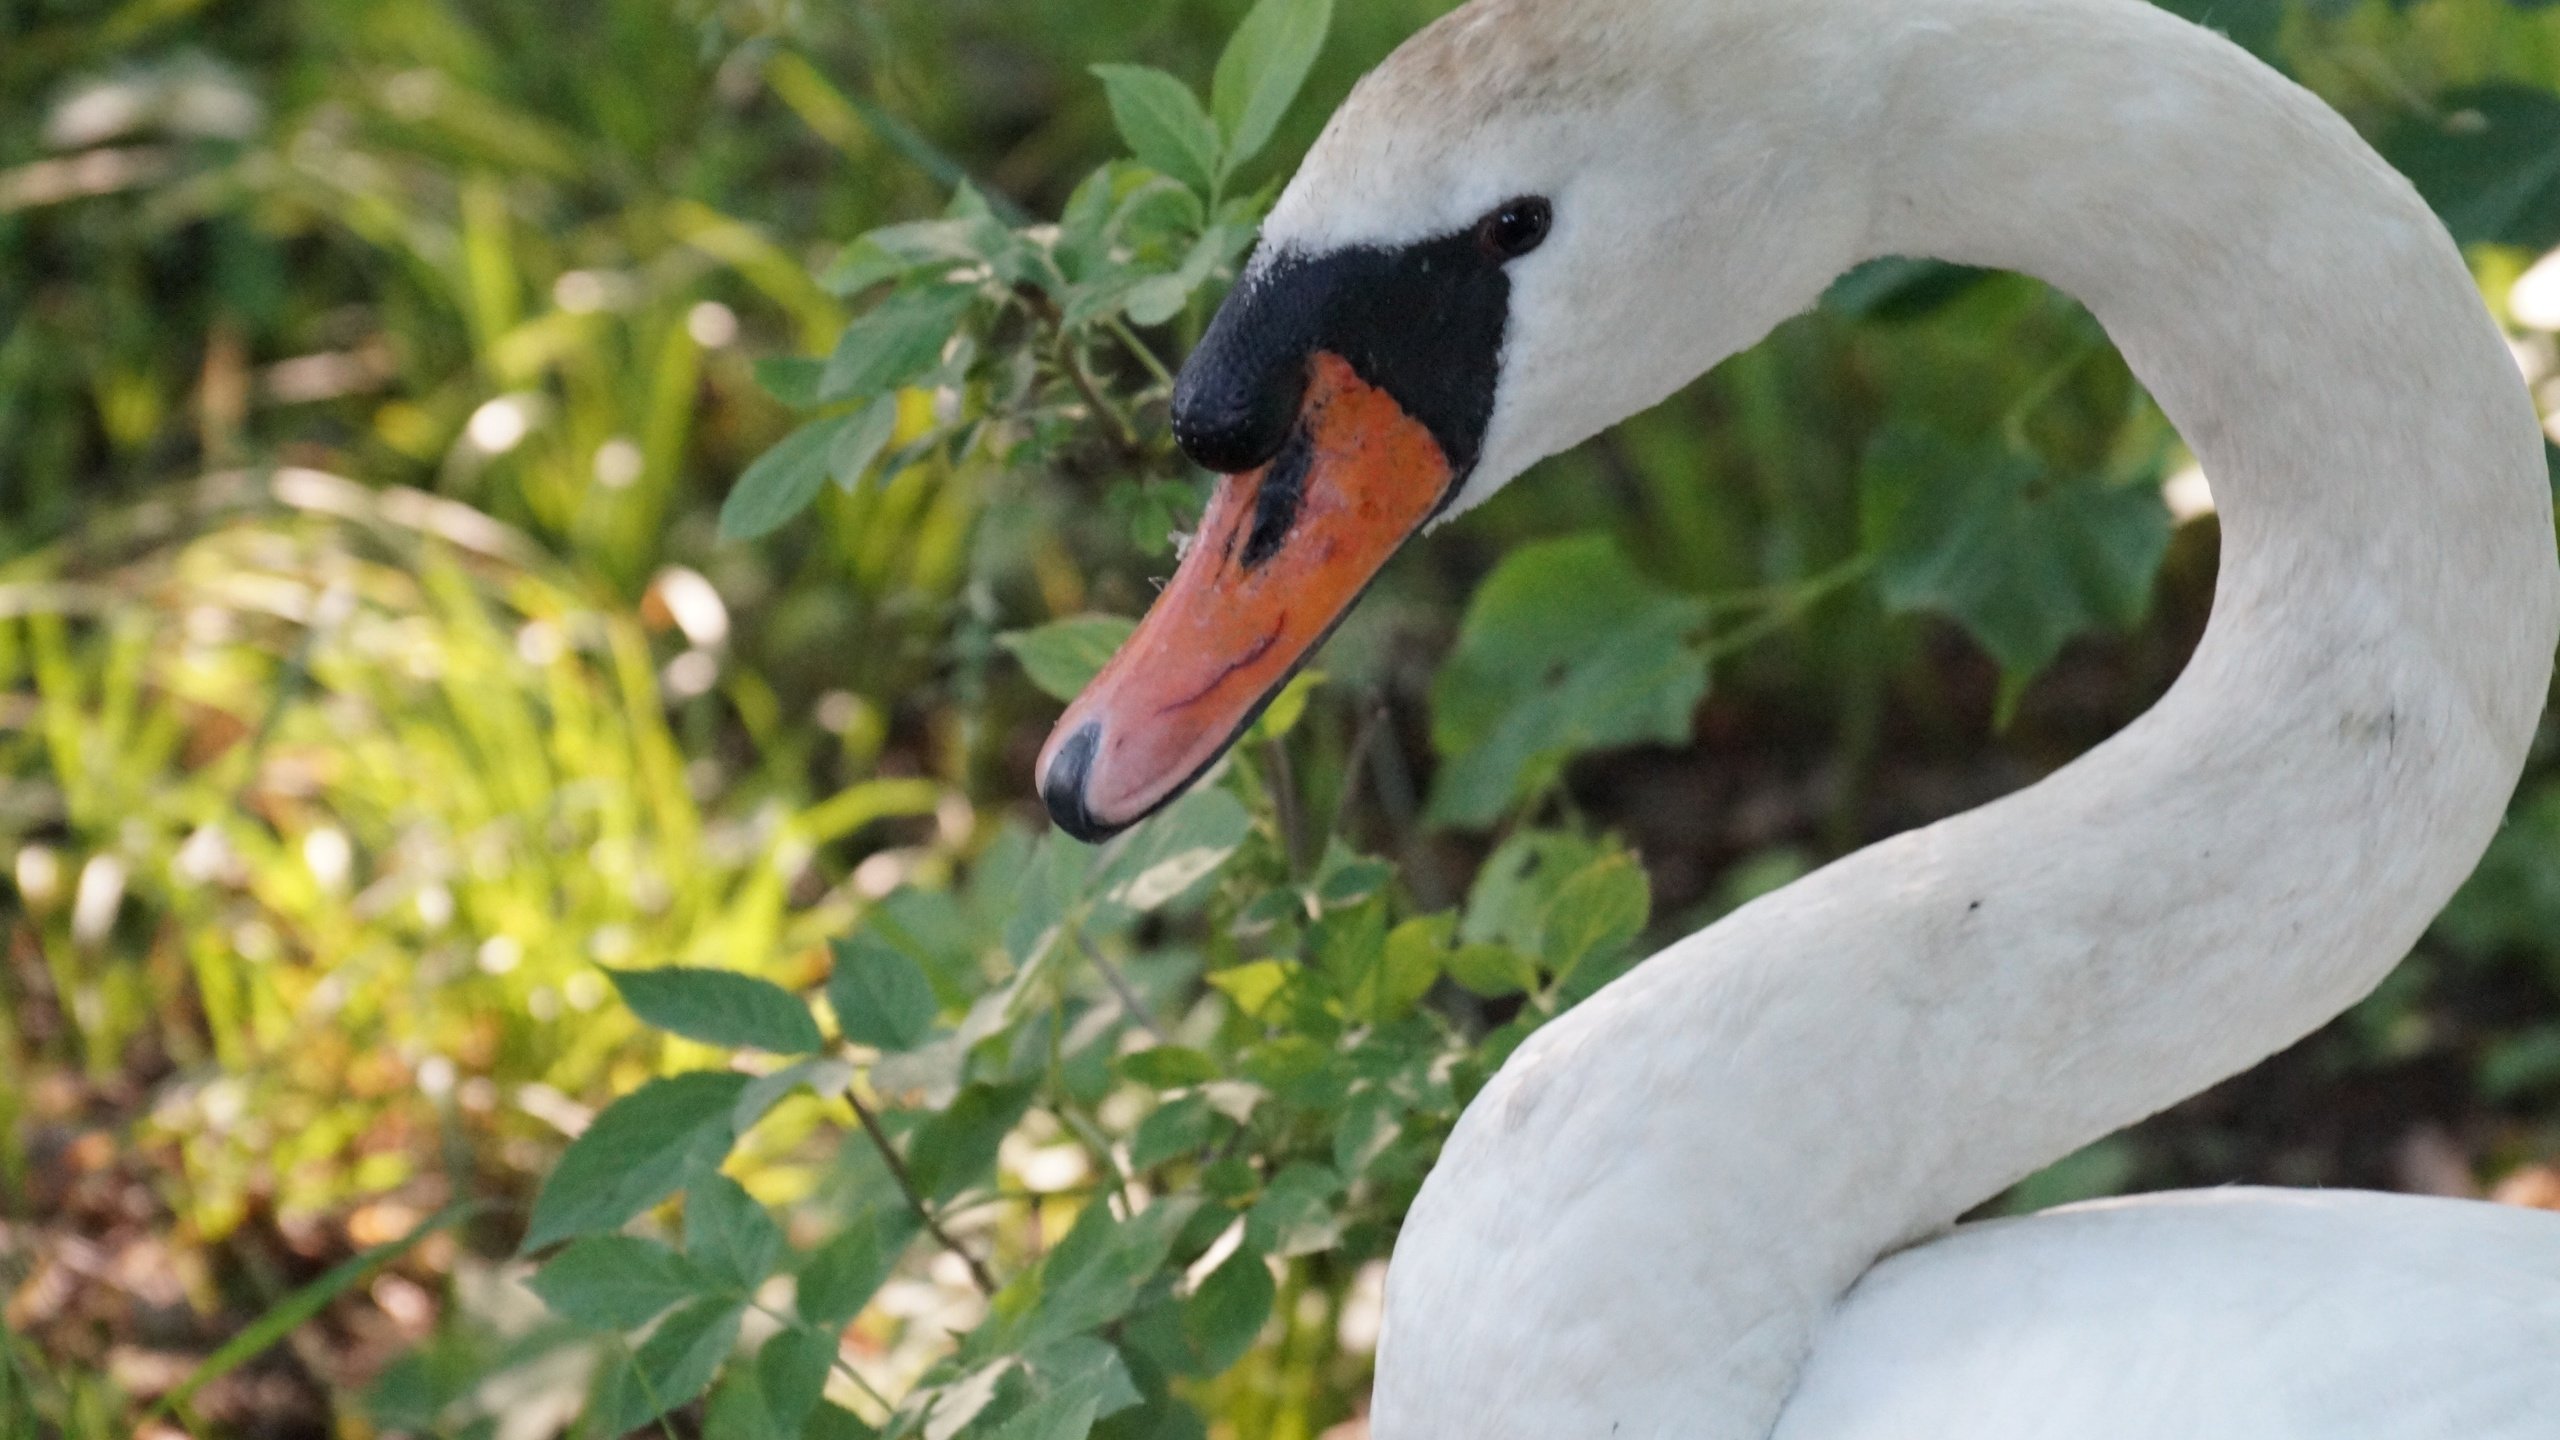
[1033,0,2560,1433]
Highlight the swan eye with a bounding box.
[1477,197,1552,261]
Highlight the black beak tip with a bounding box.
[1041,722,1127,844]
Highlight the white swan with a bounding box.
[1034,0,2560,1433]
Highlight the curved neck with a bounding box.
[1844,0,2556,1208]
[1375,4,2555,1437]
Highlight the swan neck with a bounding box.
[1373,5,2555,1437]
[1805,0,2557,1336]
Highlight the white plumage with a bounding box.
[1249,0,2560,1433]
[1780,1191,2560,1438]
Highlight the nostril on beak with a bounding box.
[1040,722,1121,843]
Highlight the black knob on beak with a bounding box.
[1172,258,1321,474]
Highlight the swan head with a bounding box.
[1039,0,1885,841]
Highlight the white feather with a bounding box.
[1257,0,2560,1435]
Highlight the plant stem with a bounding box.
[1022,289,1144,452]
[1999,332,2108,452]
[1264,737,1308,877]
[1075,929,1170,1042]
[842,1086,1000,1296]
[1331,701,1389,840]
[1107,317,1177,390]
[749,1301,896,1414]
[1700,555,1873,665]
[1060,338,1142,451]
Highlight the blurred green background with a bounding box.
[7,0,2560,1435]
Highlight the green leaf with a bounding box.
[1461,830,1609,951]
[1122,225,1231,327]
[1244,1163,1340,1258]
[1312,897,1389,1010]
[1331,1091,1403,1179]
[1999,1137,2140,1216]
[2382,86,2560,249]
[733,1057,856,1133]
[1023,1336,1144,1420]
[830,394,903,492]
[872,212,1006,266]
[609,966,824,1054]
[1364,916,1449,1022]
[807,1402,882,1440]
[686,1173,785,1292]
[1211,0,1333,175]
[755,1328,838,1435]
[1539,853,1650,987]
[1091,65,1223,196]
[828,932,939,1052]
[1005,833,1094,968]
[1860,426,2171,683]
[1014,1198,1198,1350]
[999,616,1137,702]
[1130,1093,1221,1170]
[529,1235,706,1331]
[722,415,851,542]
[754,357,826,408]
[797,1207,919,1332]
[820,236,917,297]
[1244,670,1325,745]
[990,1389,1101,1440]
[522,1072,752,1251]
[819,283,976,403]
[1208,960,1290,1018]
[1445,943,1538,999]
[1093,786,1253,915]
[1822,258,1997,323]
[1180,1248,1273,1375]
[1313,841,1391,907]
[1118,1046,1221,1089]
[1426,536,1711,828]
[598,1296,744,1433]
[704,1372,779,1440]
[908,1080,1039,1202]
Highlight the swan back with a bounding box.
[1775,1190,2560,1440]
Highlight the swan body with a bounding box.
[1778,1190,2560,1438]
[1037,0,2560,1433]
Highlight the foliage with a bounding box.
[7,0,2560,1436]
[500,778,1653,1435]
[715,0,1346,553]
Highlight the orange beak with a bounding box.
[1037,352,1454,840]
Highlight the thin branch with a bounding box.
[1698,556,1872,665]
[1055,1104,1142,1214]
[1330,701,1389,841]
[943,1183,1108,1219]
[1998,332,2108,452]
[1058,337,1142,451]
[1106,316,1177,390]
[1263,736,1308,877]
[1075,929,1170,1043]
[842,1086,999,1296]
[1020,289,1143,452]
[749,1300,896,1414]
